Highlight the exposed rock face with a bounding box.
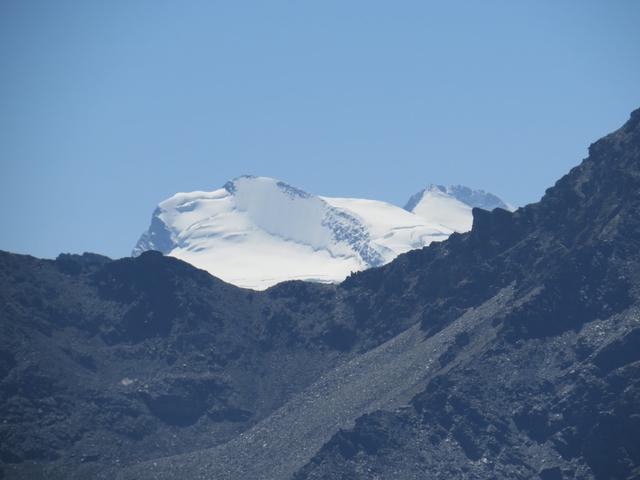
[0,109,639,480]
[293,108,640,480]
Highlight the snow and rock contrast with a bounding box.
[3,109,640,480]
[133,176,510,289]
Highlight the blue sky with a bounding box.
[2,1,639,259]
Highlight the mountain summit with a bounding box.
[133,176,510,289]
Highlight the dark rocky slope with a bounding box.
[293,109,640,479]
[0,109,639,479]
[0,252,374,479]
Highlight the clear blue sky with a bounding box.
[2,1,639,259]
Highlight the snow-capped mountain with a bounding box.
[404,184,513,232]
[133,176,510,289]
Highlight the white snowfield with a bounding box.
[133,176,511,290]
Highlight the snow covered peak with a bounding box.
[136,176,374,257]
[444,185,512,211]
[404,184,512,233]
[133,177,511,289]
[404,184,510,212]
[223,175,310,199]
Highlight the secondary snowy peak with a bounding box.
[446,185,512,211]
[404,184,512,232]
[405,184,511,212]
[133,176,458,289]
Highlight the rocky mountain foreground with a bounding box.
[1,109,640,479]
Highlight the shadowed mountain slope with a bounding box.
[292,109,640,479]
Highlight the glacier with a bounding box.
[133,176,511,289]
